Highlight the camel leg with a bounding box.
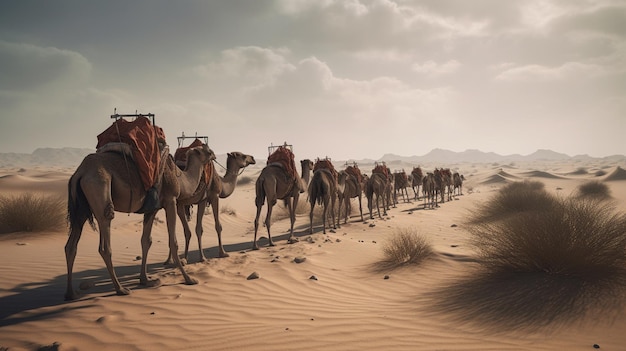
[209,196,228,258]
[265,201,276,246]
[97,217,130,296]
[139,211,161,287]
[357,195,363,222]
[252,203,263,250]
[287,195,299,243]
[167,202,198,285]
[64,220,85,301]
[321,197,328,234]
[309,200,315,234]
[330,195,337,230]
[195,200,209,260]
[171,204,192,265]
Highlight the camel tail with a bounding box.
[67,173,95,233]
[254,176,266,207]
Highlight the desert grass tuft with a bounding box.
[426,190,626,331]
[0,193,67,234]
[379,227,433,270]
[220,204,237,216]
[575,180,611,200]
[467,180,553,224]
[469,196,626,280]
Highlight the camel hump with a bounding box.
[97,142,135,160]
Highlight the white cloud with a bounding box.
[411,60,461,75]
[495,61,605,81]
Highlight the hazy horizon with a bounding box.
[1,1,624,160]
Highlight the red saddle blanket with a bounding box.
[96,116,166,191]
[267,146,298,180]
[314,159,338,181]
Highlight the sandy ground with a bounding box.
[1,158,626,351]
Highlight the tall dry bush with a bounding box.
[380,227,433,269]
[467,180,554,224]
[0,193,67,234]
[468,187,626,281]
[575,180,611,200]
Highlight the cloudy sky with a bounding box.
[1,0,624,161]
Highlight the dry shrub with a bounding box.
[220,204,237,216]
[0,193,67,234]
[428,184,626,331]
[380,227,433,269]
[468,180,553,224]
[469,193,626,281]
[272,198,323,223]
[576,180,611,200]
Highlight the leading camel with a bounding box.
[252,157,312,249]
[169,151,256,263]
[65,143,215,300]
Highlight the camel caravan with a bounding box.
[65,114,464,300]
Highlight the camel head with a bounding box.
[227,152,256,169]
[301,159,314,169]
[188,144,216,164]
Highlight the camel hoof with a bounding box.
[140,277,162,288]
[185,277,199,285]
[252,245,260,251]
[64,290,81,301]
[199,256,208,262]
[116,287,132,296]
[287,237,299,244]
[218,252,230,258]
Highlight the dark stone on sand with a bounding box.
[384,275,390,280]
[294,257,306,264]
[309,275,318,280]
[247,272,260,280]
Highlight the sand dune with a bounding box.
[1,159,626,351]
[604,166,626,181]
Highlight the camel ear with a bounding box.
[227,152,232,157]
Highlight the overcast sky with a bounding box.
[1,0,624,161]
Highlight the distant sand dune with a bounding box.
[604,166,626,181]
[521,170,564,179]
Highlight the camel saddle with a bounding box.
[96,116,166,192]
[314,159,338,184]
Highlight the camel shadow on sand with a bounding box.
[0,226,325,329]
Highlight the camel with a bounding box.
[252,157,312,249]
[453,172,465,196]
[366,172,388,219]
[65,143,215,300]
[308,165,338,234]
[337,170,364,224]
[422,172,437,209]
[411,166,424,200]
[169,151,256,263]
[441,168,454,201]
[393,170,411,204]
[301,159,314,189]
[433,168,449,204]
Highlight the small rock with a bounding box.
[408,211,413,214]
[593,344,600,349]
[384,275,390,280]
[294,257,307,264]
[369,223,376,227]
[309,275,318,281]
[79,280,95,291]
[450,224,458,228]
[372,241,377,244]
[16,242,27,246]
[135,256,142,261]
[335,239,342,243]
[451,245,458,248]
[150,312,156,315]
[247,272,260,280]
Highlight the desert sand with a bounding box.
[1,158,626,351]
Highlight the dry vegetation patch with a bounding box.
[0,193,67,234]
[377,227,433,270]
[428,184,626,331]
[575,180,611,200]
